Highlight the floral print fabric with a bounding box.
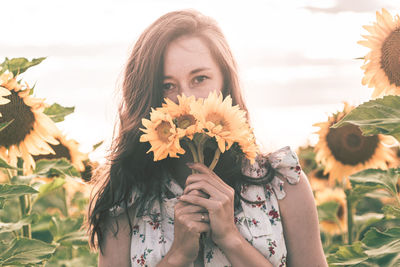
[110,146,301,267]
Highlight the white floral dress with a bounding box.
[110,146,301,267]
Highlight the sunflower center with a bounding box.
[206,112,229,131]
[381,28,400,86]
[33,138,71,161]
[156,121,173,142]
[176,114,196,129]
[326,124,379,165]
[337,203,344,220]
[315,169,329,180]
[0,90,35,147]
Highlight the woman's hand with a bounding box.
[180,162,240,247]
[169,189,210,264]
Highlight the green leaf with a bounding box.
[0,156,18,170]
[355,197,384,215]
[44,103,75,123]
[347,184,384,203]
[0,184,38,198]
[357,218,400,241]
[29,81,36,95]
[349,168,400,198]
[362,227,400,257]
[327,241,368,265]
[0,237,57,265]
[0,197,20,222]
[49,216,84,241]
[56,230,88,246]
[31,187,68,217]
[0,119,14,134]
[332,95,400,141]
[0,214,37,234]
[0,57,46,76]
[382,205,400,218]
[317,201,340,222]
[34,158,80,178]
[0,197,5,209]
[387,253,400,267]
[37,177,65,199]
[45,246,98,267]
[92,140,104,151]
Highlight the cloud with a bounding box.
[239,52,352,68]
[244,73,371,107]
[0,43,129,58]
[304,0,397,14]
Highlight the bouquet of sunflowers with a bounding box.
[139,91,259,169]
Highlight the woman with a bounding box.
[88,9,327,267]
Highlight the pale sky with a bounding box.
[2,0,399,161]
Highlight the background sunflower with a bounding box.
[0,72,60,173]
[33,133,88,172]
[313,103,396,186]
[316,187,347,236]
[359,8,400,98]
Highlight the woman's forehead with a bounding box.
[163,36,219,76]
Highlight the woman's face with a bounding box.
[162,36,224,103]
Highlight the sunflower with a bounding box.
[33,133,88,172]
[0,86,10,106]
[388,145,400,168]
[236,124,259,164]
[162,94,200,139]
[358,8,400,98]
[314,102,396,186]
[140,108,185,161]
[296,144,318,175]
[0,72,60,173]
[190,91,250,153]
[308,168,330,193]
[315,187,347,235]
[80,159,99,182]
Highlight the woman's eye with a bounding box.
[193,75,208,85]
[163,83,175,91]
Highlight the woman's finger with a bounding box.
[187,189,209,198]
[179,194,218,212]
[176,214,210,233]
[178,202,208,214]
[185,163,233,193]
[183,180,222,199]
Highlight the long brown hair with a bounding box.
[87,9,268,253]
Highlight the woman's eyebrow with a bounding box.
[190,67,211,75]
[163,67,211,79]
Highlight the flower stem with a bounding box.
[17,158,31,239]
[186,140,199,174]
[208,148,221,171]
[345,188,353,245]
[186,140,199,163]
[196,135,208,164]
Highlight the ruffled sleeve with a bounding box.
[242,146,301,200]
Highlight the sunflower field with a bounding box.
[297,8,400,267]
[0,7,399,267]
[0,58,99,266]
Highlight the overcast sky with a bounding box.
[2,0,399,161]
